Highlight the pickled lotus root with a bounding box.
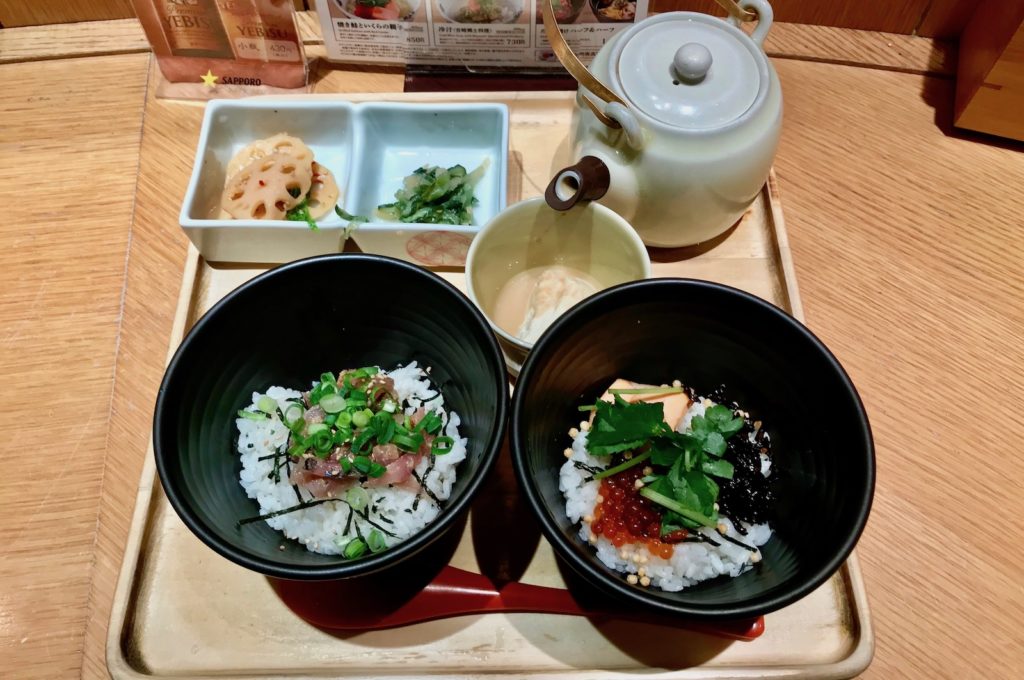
[225,133,314,180]
[221,153,313,220]
[307,162,340,219]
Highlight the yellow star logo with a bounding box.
[200,70,218,88]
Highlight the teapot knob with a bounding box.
[673,43,712,82]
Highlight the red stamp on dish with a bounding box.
[406,232,473,267]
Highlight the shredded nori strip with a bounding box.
[343,505,354,535]
[410,469,444,508]
[716,531,759,553]
[411,498,420,511]
[573,461,603,475]
[236,498,340,527]
[376,514,394,525]
[358,509,398,538]
[257,452,280,461]
[702,533,721,547]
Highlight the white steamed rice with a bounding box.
[235,362,467,555]
[559,398,773,591]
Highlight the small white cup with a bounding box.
[466,197,651,375]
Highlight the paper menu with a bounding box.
[314,0,650,66]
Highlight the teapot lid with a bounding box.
[611,13,769,131]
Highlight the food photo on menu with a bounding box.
[9,0,1021,678]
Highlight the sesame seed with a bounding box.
[626,574,639,585]
[619,550,629,560]
[640,576,651,587]
[638,567,646,577]
[714,502,720,511]
[660,383,669,388]
[278,545,285,551]
[751,551,762,563]
[580,420,591,432]
[642,466,653,476]
[639,555,648,564]
[717,523,728,534]
[672,380,682,388]
[584,515,594,523]
[624,451,633,460]
[569,427,579,438]
[563,448,573,458]
[596,495,604,503]
[633,479,644,489]
[588,533,598,544]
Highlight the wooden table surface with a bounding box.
[1,14,1022,680]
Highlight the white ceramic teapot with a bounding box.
[542,0,782,248]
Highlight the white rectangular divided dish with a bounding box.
[180,98,509,264]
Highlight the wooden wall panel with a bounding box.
[0,0,134,27]
[647,0,930,33]
[0,0,976,36]
[915,0,977,38]
[0,0,308,27]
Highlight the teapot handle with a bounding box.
[541,0,626,123]
[725,0,774,47]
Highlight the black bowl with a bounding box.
[155,254,509,580]
[510,279,874,619]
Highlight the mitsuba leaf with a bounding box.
[682,470,719,517]
[660,510,699,535]
[705,404,734,425]
[701,457,735,480]
[586,398,667,456]
[703,431,727,456]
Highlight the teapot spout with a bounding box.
[545,156,610,211]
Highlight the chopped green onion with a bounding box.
[306,423,330,436]
[351,428,375,453]
[367,529,387,553]
[323,413,338,427]
[288,442,307,457]
[352,456,372,474]
[257,396,277,414]
[336,412,352,427]
[431,436,455,455]
[320,372,337,385]
[415,411,443,435]
[311,431,334,456]
[577,404,597,412]
[339,456,353,474]
[392,432,423,452]
[319,394,347,414]
[368,461,387,477]
[342,537,367,559]
[593,450,651,480]
[381,399,397,413]
[346,487,370,512]
[333,425,353,445]
[237,409,268,421]
[282,403,304,428]
[352,410,371,429]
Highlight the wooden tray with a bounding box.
[107,92,873,679]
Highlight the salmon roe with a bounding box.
[590,465,679,559]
